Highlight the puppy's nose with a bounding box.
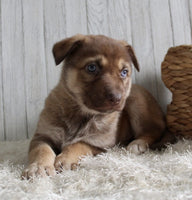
[107,92,122,105]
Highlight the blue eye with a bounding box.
[86,64,97,73]
[121,69,128,78]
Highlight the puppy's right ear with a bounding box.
[52,34,85,65]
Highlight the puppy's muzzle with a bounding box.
[106,92,122,106]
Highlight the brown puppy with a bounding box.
[22,34,165,179]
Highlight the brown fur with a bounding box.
[22,34,166,179]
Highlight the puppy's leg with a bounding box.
[22,139,56,179]
[54,142,104,172]
[125,84,166,155]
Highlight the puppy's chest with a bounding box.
[64,114,118,148]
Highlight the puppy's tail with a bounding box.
[150,130,178,150]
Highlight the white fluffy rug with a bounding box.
[0,139,192,200]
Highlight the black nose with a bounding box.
[107,92,122,105]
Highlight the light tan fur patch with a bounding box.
[65,68,81,95]
[118,58,131,73]
[83,55,108,66]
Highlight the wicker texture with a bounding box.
[162,45,192,137]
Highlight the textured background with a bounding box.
[0,0,191,140]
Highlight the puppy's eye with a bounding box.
[121,69,128,78]
[86,63,98,73]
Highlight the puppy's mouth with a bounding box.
[81,90,126,113]
[84,101,124,113]
[94,104,122,112]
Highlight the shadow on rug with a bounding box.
[0,139,192,200]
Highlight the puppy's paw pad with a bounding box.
[21,163,55,179]
[127,139,148,155]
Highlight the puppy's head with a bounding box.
[52,34,139,114]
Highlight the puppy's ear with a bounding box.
[120,40,140,72]
[126,45,140,72]
[52,34,85,65]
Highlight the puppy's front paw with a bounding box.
[54,153,79,172]
[21,163,56,179]
[127,139,148,155]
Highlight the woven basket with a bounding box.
[161,45,192,138]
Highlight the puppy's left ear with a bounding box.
[52,34,85,65]
[120,40,140,72]
[126,45,140,72]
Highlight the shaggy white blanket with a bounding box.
[0,139,192,200]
